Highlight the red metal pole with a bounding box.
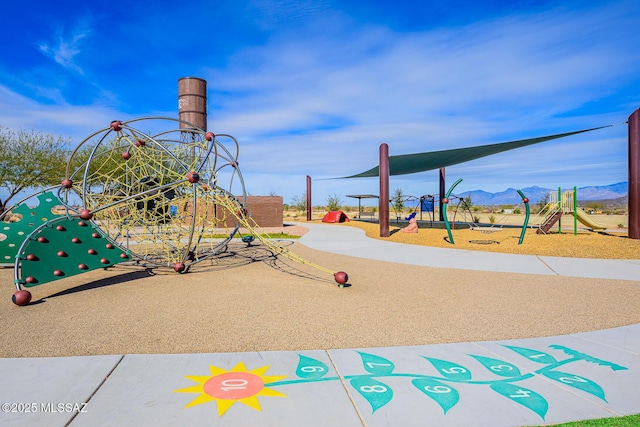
[439,167,446,221]
[629,108,640,239]
[306,175,312,221]
[379,143,390,237]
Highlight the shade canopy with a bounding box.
[339,126,611,179]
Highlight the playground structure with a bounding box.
[442,179,531,245]
[535,187,607,234]
[3,117,348,306]
[390,195,436,223]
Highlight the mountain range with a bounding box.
[457,182,628,206]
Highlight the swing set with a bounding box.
[442,178,531,245]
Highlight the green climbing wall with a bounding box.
[16,217,130,288]
[1,191,63,265]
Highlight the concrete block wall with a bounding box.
[244,196,283,227]
[215,196,283,228]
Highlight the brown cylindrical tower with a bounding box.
[629,108,640,239]
[178,77,207,130]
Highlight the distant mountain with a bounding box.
[457,182,628,206]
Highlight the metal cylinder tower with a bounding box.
[178,77,207,130]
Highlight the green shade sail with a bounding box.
[340,126,611,178]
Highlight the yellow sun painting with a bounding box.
[174,361,288,416]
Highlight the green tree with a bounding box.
[461,195,473,212]
[535,193,551,214]
[326,194,342,211]
[0,127,71,214]
[392,188,405,212]
[291,193,307,214]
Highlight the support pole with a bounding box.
[557,187,562,233]
[439,167,446,221]
[629,108,640,239]
[573,186,577,236]
[306,175,312,221]
[379,143,390,237]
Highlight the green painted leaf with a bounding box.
[412,378,459,414]
[357,352,395,375]
[350,377,393,413]
[469,355,522,377]
[491,383,548,420]
[295,354,329,379]
[542,371,607,401]
[503,345,558,364]
[549,345,628,371]
[422,357,472,381]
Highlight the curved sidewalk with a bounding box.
[297,222,640,280]
[1,222,639,427]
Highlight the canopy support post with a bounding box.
[380,143,389,237]
[306,175,312,221]
[439,167,446,222]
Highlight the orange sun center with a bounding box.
[203,371,264,400]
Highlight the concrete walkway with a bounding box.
[1,222,639,427]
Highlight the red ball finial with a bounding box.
[174,262,186,273]
[334,271,349,285]
[12,290,32,306]
[523,198,529,203]
[110,120,122,131]
[122,151,131,160]
[442,198,449,204]
[205,132,215,141]
[61,179,73,188]
[187,172,200,183]
[135,139,146,147]
[79,209,93,220]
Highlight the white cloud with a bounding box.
[1,1,638,205]
[37,17,93,75]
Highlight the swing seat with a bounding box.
[469,226,503,234]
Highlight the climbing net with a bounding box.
[59,117,246,270]
[52,117,346,283]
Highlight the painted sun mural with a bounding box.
[174,362,288,416]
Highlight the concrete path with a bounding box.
[297,222,640,280]
[1,222,639,427]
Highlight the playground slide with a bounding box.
[575,208,607,231]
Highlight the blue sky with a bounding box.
[1,0,639,207]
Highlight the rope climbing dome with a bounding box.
[7,117,348,306]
